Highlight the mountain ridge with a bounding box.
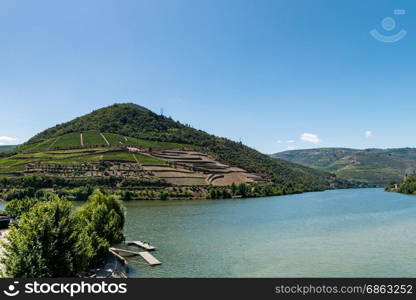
[0,145,16,153]
[272,147,416,185]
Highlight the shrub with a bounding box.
[1,197,88,277]
[73,190,125,265]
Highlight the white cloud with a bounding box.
[0,136,18,145]
[276,140,282,143]
[365,130,373,138]
[300,133,320,144]
[287,140,295,143]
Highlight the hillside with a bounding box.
[272,148,416,186]
[1,130,259,186]
[0,104,361,194]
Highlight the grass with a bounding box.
[101,152,136,162]
[99,152,167,164]
[0,173,20,178]
[1,165,26,172]
[82,131,107,146]
[46,147,110,154]
[0,158,20,168]
[13,138,56,152]
[126,136,188,149]
[0,157,34,172]
[46,153,104,165]
[103,133,127,146]
[54,133,81,148]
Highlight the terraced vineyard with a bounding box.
[0,131,264,186]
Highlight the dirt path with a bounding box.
[100,133,110,146]
[80,133,84,146]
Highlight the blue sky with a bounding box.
[1,0,415,153]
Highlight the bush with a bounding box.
[1,190,126,277]
[4,191,54,220]
[73,190,125,265]
[1,197,88,277]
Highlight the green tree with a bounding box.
[237,183,249,197]
[73,190,125,264]
[4,197,43,220]
[1,197,88,277]
[4,192,54,220]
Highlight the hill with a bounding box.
[0,145,16,153]
[272,147,416,186]
[0,104,362,196]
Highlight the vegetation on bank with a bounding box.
[0,174,365,203]
[0,190,125,277]
[385,175,416,194]
[0,174,168,189]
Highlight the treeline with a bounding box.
[116,187,193,200]
[0,174,366,203]
[207,182,341,199]
[0,190,125,277]
[0,174,169,189]
[1,185,196,202]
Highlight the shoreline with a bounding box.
[0,185,381,204]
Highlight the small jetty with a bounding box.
[110,242,161,266]
[138,251,161,266]
[126,240,156,251]
[110,247,141,256]
[94,239,160,278]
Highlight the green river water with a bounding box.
[123,188,416,277]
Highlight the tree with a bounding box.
[4,192,55,220]
[237,183,249,197]
[4,197,44,220]
[73,190,125,265]
[231,182,237,194]
[1,197,88,277]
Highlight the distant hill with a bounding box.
[272,148,416,186]
[0,145,16,152]
[0,103,362,193]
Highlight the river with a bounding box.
[123,188,416,277]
